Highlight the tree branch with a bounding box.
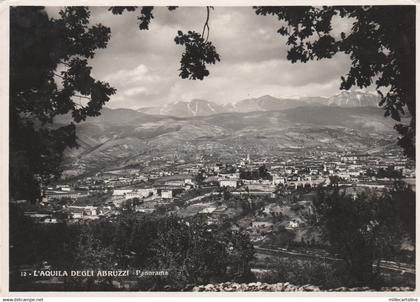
[73,94,91,108]
[202,6,210,42]
[59,60,71,67]
[74,94,91,100]
[312,26,321,38]
[53,72,65,80]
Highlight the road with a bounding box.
[184,192,217,205]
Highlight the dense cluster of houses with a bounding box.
[20,149,414,225]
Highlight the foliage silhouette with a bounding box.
[174,30,220,80]
[313,185,414,286]
[10,209,255,290]
[10,7,116,201]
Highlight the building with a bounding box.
[43,217,58,224]
[246,183,275,192]
[219,179,238,188]
[286,220,300,229]
[161,190,173,199]
[44,191,89,201]
[218,172,240,180]
[250,221,274,230]
[341,154,369,163]
[113,189,133,196]
[125,188,157,200]
[272,175,286,185]
[68,206,98,219]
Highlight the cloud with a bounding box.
[104,64,147,83]
[54,6,367,109]
[124,87,148,97]
[99,62,177,108]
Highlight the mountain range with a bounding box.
[58,91,398,177]
[137,91,380,117]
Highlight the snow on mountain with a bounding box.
[135,91,380,117]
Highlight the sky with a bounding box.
[46,6,370,110]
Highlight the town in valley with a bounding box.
[14,143,416,290]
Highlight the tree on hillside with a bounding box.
[150,215,254,289]
[69,226,117,290]
[376,167,403,179]
[313,187,412,287]
[195,169,206,186]
[387,181,416,241]
[10,7,116,201]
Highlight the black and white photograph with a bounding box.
[5,3,417,294]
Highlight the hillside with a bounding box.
[60,105,397,176]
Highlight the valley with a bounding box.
[59,95,398,177]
